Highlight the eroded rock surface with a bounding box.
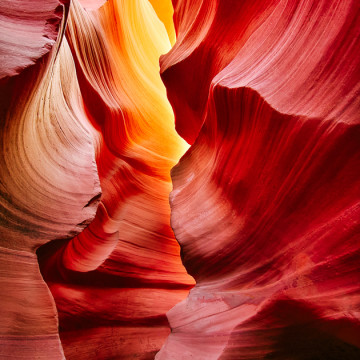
[157,0,360,359]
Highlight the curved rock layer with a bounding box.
[37,0,194,359]
[0,0,100,358]
[1,0,193,359]
[1,0,359,359]
[157,0,360,359]
[0,0,68,79]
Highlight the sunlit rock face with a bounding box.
[0,1,99,358]
[37,1,194,359]
[157,0,360,359]
[1,0,359,359]
[1,0,192,359]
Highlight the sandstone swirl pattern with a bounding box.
[0,0,359,359]
[157,0,360,359]
[0,0,100,358]
[1,0,192,359]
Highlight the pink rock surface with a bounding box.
[157,0,360,358]
[2,0,193,355]
[1,0,359,358]
[0,0,68,79]
[0,1,99,357]
[37,0,193,358]
[0,247,65,359]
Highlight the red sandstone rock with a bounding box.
[1,0,192,358]
[0,0,68,79]
[157,0,360,358]
[1,0,359,358]
[37,0,193,358]
[0,1,100,357]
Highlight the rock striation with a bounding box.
[157,0,360,358]
[0,0,359,359]
[1,0,192,358]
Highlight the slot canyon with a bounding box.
[0,0,359,359]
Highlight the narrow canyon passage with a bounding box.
[0,0,359,359]
[1,0,194,359]
[36,0,195,359]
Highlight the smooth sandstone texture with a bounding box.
[0,0,100,358]
[37,0,193,359]
[1,0,192,358]
[1,0,359,359]
[0,0,68,79]
[157,0,360,359]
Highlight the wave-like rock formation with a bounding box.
[1,0,193,358]
[0,0,359,359]
[0,1,100,358]
[157,0,360,359]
